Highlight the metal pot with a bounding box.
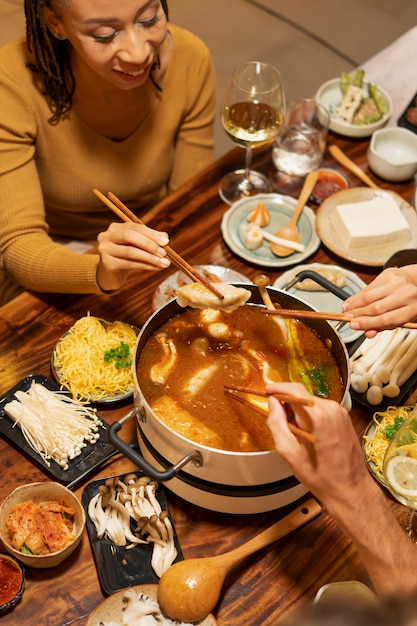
[109,282,350,514]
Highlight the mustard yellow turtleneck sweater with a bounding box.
[0,25,216,304]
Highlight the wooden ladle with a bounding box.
[328,145,379,189]
[270,170,319,257]
[157,498,322,623]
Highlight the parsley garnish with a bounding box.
[104,342,132,369]
[382,416,405,440]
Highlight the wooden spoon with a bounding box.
[270,170,319,257]
[328,145,379,189]
[157,498,322,623]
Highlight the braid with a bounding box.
[161,0,169,20]
[24,0,74,124]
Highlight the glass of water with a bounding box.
[272,99,330,176]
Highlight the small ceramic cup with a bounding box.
[367,126,417,182]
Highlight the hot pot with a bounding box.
[108,282,350,514]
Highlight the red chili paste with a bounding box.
[0,556,22,606]
[311,170,348,203]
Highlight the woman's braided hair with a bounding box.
[24,0,169,124]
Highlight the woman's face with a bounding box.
[46,0,168,90]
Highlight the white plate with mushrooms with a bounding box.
[81,472,183,594]
[86,584,218,626]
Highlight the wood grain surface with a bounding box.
[0,133,415,626]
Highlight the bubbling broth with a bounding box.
[136,306,344,452]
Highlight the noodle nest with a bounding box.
[363,405,413,485]
[53,315,138,403]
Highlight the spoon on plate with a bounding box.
[270,170,319,257]
[157,498,321,623]
[328,145,379,189]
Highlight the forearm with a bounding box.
[3,236,103,295]
[324,479,417,596]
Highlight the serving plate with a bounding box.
[82,473,183,596]
[362,406,415,489]
[86,584,218,626]
[316,187,417,266]
[315,77,392,138]
[221,193,320,268]
[273,263,366,344]
[398,90,417,134]
[0,374,115,489]
[52,319,139,405]
[152,265,248,312]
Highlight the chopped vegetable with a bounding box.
[104,341,132,369]
[335,69,387,126]
[382,416,406,440]
[368,83,389,114]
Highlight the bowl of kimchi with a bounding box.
[0,481,85,568]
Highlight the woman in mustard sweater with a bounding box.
[0,0,216,304]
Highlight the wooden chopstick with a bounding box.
[224,385,315,407]
[224,388,317,443]
[92,188,224,300]
[259,307,417,330]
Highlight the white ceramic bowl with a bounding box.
[315,77,392,138]
[0,482,85,568]
[367,127,417,182]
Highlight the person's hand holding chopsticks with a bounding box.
[266,381,371,507]
[95,221,171,292]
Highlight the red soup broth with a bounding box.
[137,306,344,453]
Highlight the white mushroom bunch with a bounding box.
[349,327,417,405]
[100,589,193,626]
[4,381,101,469]
[88,474,177,578]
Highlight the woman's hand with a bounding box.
[266,382,371,510]
[342,266,417,337]
[96,222,171,292]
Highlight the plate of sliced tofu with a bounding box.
[316,187,417,266]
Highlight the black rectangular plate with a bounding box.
[397,90,417,134]
[0,374,116,489]
[82,472,184,595]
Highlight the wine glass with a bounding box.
[383,408,417,541]
[218,61,285,205]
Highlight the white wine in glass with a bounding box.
[219,61,285,205]
[383,408,417,541]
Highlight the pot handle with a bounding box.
[107,408,202,482]
[283,270,349,301]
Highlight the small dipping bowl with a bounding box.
[367,127,417,182]
[0,481,86,568]
[310,168,349,204]
[0,553,25,613]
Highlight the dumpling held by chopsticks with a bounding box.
[176,282,251,312]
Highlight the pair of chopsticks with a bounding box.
[259,307,417,330]
[224,385,317,443]
[93,188,224,300]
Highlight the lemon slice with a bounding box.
[385,456,417,498]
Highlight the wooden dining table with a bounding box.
[1,28,417,623]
